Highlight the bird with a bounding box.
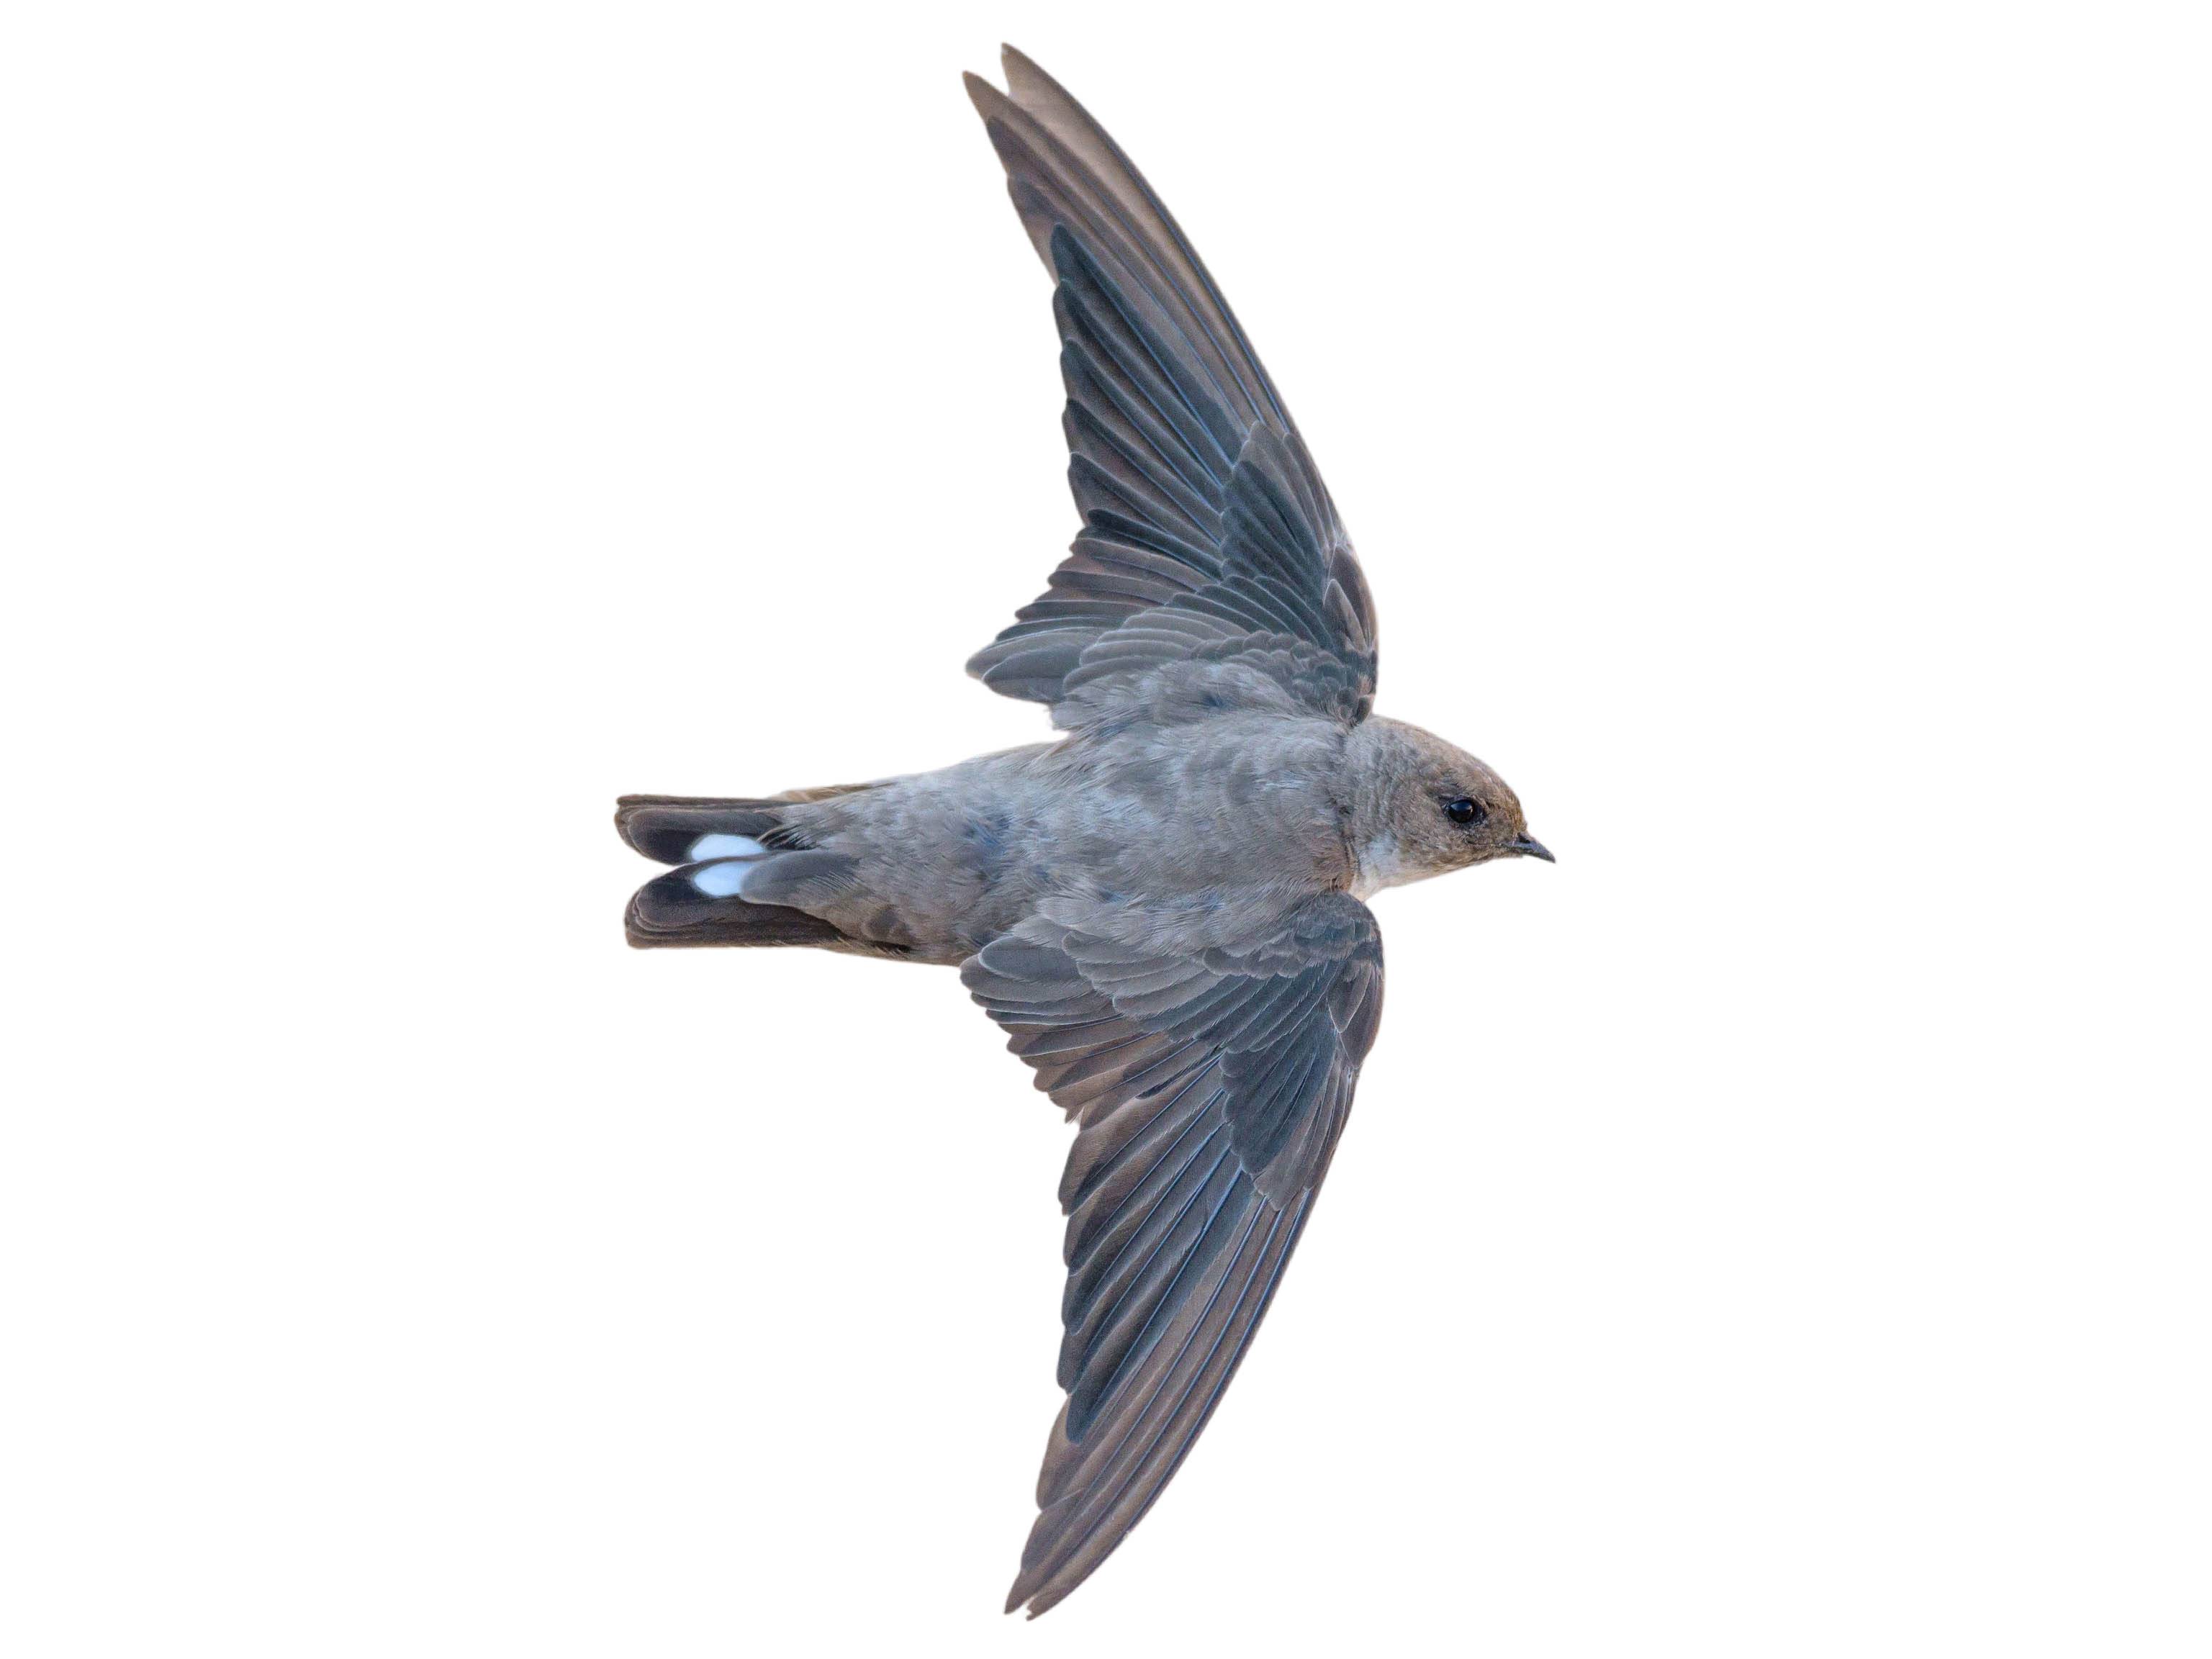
[615,45,1553,1617]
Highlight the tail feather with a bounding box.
[615,795,793,866]
[623,863,848,951]
[616,788,896,954]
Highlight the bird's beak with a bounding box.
[1512,833,1556,863]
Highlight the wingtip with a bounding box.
[1000,42,1049,87]
[962,65,1014,123]
[1021,1583,1068,1619]
[1001,44,1079,116]
[980,45,1072,119]
[1003,1575,1061,1619]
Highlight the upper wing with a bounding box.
[962,892,1385,1615]
[963,49,1378,729]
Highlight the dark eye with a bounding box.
[1444,797,1484,826]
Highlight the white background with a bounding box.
[5,4,2207,1654]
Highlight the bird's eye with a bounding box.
[1444,797,1484,826]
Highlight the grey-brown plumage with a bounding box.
[616,46,1551,1617]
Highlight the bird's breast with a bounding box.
[1042,716,1356,901]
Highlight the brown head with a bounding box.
[1341,717,1553,897]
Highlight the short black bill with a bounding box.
[1512,833,1555,863]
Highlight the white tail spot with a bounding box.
[687,832,766,862]
[689,859,757,898]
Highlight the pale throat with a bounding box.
[1350,831,1412,900]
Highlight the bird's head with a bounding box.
[1342,717,1552,896]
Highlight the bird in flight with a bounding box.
[617,45,1553,1617]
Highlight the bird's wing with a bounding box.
[963,48,1379,730]
[962,891,1385,1615]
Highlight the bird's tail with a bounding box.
[615,790,877,951]
[615,794,795,867]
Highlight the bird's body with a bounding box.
[631,716,1427,964]
[617,48,1550,1615]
